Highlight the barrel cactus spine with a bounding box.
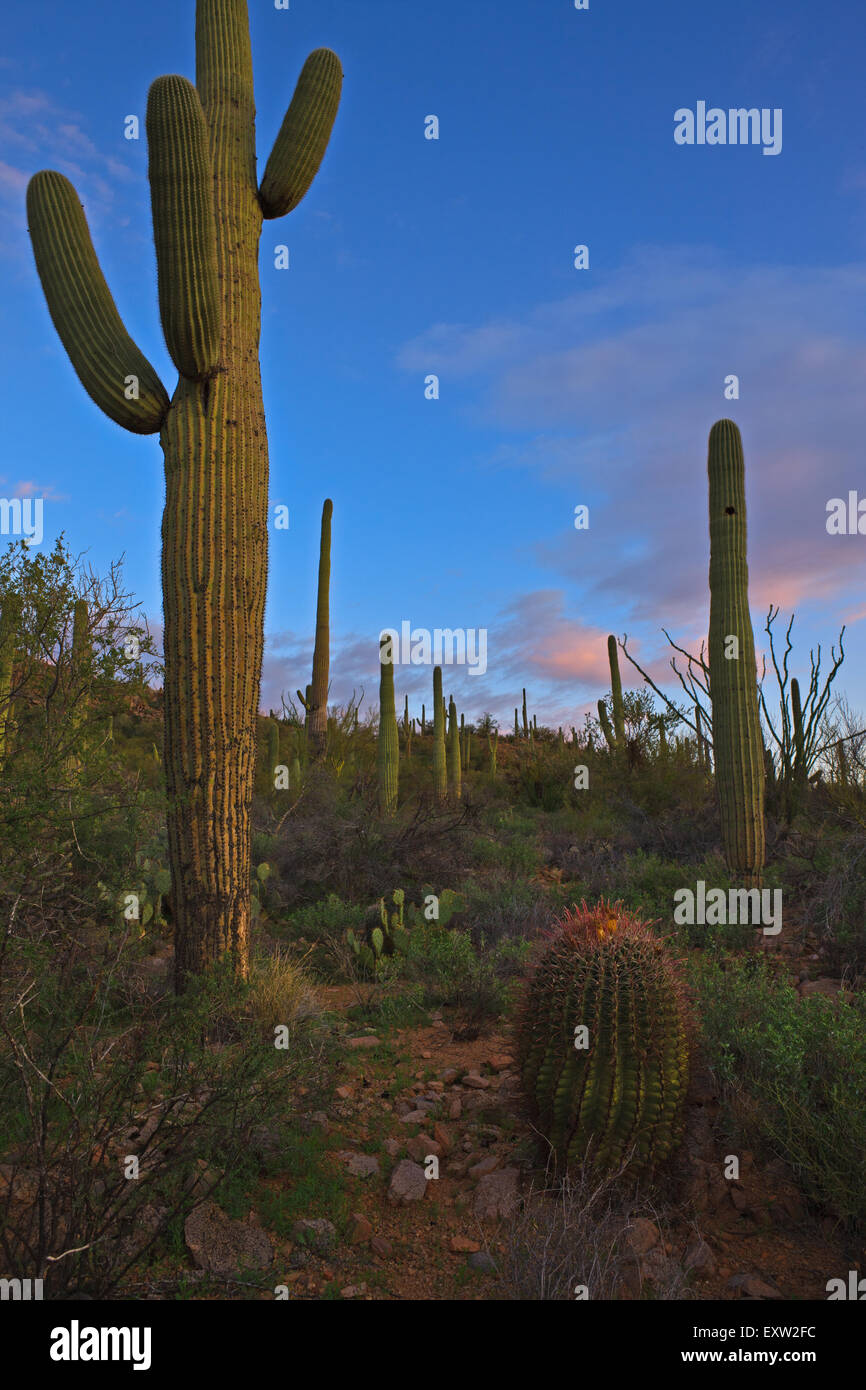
[707,420,765,887]
[514,900,691,1177]
[26,1,342,987]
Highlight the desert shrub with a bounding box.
[0,926,333,1298]
[458,878,561,947]
[400,927,529,1025]
[266,779,476,910]
[497,1164,691,1301]
[691,954,866,1225]
[778,826,866,977]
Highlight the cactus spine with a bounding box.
[26,2,342,986]
[515,901,690,1177]
[377,635,399,815]
[447,695,462,800]
[309,498,332,759]
[707,420,765,887]
[432,666,447,802]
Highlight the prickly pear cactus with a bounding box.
[514,900,691,1177]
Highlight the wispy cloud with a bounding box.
[397,248,866,638]
[0,88,136,260]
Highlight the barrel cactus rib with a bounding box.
[26,172,169,433]
[259,48,343,219]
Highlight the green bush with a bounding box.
[691,954,866,1225]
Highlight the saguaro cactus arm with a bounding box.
[259,49,343,219]
[146,75,222,381]
[26,172,169,434]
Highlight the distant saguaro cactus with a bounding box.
[707,420,765,887]
[26,0,342,987]
[309,499,333,759]
[607,635,625,750]
[448,696,462,800]
[377,635,399,815]
[432,666,447,802]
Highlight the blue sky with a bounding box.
[2,0,865,730]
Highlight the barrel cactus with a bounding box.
[514,900,691,1177]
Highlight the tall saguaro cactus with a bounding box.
[309,499,333,758]
[26,1,342,987]
[707,420,765,887]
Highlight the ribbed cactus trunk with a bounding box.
[707,420,765,887]
[432,665,447,802]
[26,0,341,988]
[308,498,332,758]
[522,688,528,739]
[377,635,399,815]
